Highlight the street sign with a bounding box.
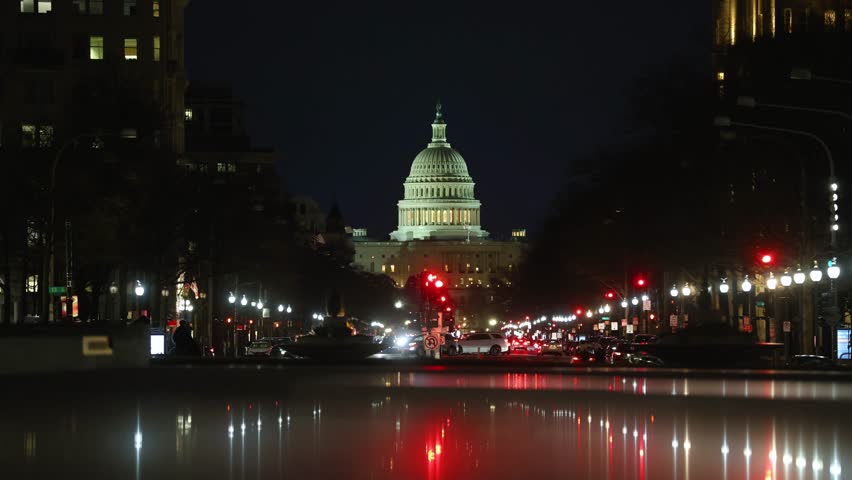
[598,322,605,331]
[49,286,66,295]
[626,325,634,334]
[669,315,678,327]
[621,319,627,327]
[642,300,651,311]
[611,322,618,331]
[592,324,598,331]
[424,334,440,351]
[783,321,791,333]
[601,316,610,321]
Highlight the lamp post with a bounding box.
[134,280,144,320]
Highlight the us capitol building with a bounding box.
[352,104,525,328]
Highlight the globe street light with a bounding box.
[780,270,793,287]
[256,301,264,310]
[586,310,593,318]
[681,285,691,297]
[228,292,236,304]
[827,258,841,279]
[809,262,823,282]
[394,300,403,309]
[641,294,649,302]
[240,295,248,306]
[621,300,628,308]
[286,305,292,314]
[603,304,611,313]
[489,319,497,326]
[793,268,806,285]
[741,276,752,292]
[631,297,639,306]
[670,285,679,297]
[767,273,778,290]
[250,301,256,307]
[598,307,604,314]
[134,281,145,297]
[719,279,730,294]
[277,304,284,313]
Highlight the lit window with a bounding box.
[123,0,137,15]
[153,0,160,17]
[216,162,226,173]
[120,128,137,139]
[90,36,104,60]
[716,71,725,81]
[37,125,54,148]
[185,108,193,121]
[153,36,161,61]
[21,1,52,13]
[825,10,837,30]
[390,265,395,273]
[21,124,36,148]
[26,275,39,293]
[124,38,138,60]
[783,8,793,33]
[227,163,236,173]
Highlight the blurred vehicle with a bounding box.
[457,332,509,355]
[510,338,541,355]
[605,342,638,365]
[245,341,285,357]
[787,355,834,369]
[569,344,605,365]
[404,333,459,357]
[262,337,293,348]
[539,340,563,356]
[632,334,657,344]
[626,350,664,367]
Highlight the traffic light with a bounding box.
[434,279,444,288]
[440,295,447,303]
[636,278,646,287]
[575,308,583,316]
[226,317,232,324]
[759,253,774,265]
[605,291,615,299]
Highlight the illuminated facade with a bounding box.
[714,0,851,48]
[353,104,524,328]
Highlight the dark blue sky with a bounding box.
[186,1,709,239]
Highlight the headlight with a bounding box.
[395,337,409,347]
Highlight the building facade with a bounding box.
[353,105,524,329]
[0,0,188,324]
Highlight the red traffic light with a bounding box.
[440,295,447,302]
[434,280,444,288]
[427,274,437,282]
[575,308,583,316]
[226,317,232,324]
[760,253,774,264]
[649,313,656,320]
[636,278,646,287]
[445,307,452,312]
[605,291,615,299]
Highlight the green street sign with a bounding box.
[601,316,610,321]
[49,286,67,295]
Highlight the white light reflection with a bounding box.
[812,458,823,472]
[782,453,792,466]
[672,439,679,448]
[830,462,841,476]
[228,424,234,438]
[683,439,691,451]
[796,456,806,469]
[721,444,729,455]
[134,431,142,450]
[743,447,752,458]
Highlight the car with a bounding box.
[404,333,459,357]
[569,343,606,365]
[632,334,657,344]
[605,342,636,365]
[787,355,834,369]
[262,337,293,348]
[539,340,564,356]
[457,332,509,355]
[510,338,541,355]
[245,341,285,357]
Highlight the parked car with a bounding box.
[787,355,834,369]
[539,340,564,356]
[632,334,657,344]
[245,341,285,357]
[457,332,509,355]
[404,333,459,357]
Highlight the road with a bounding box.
[2,363,850,479]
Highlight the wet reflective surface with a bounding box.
[1,367,850,479]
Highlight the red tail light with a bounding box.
[571,356,580,361]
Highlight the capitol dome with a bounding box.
[390,103,488,241]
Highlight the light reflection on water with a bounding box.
[0,375,848,480]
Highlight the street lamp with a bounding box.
[827,258,841,279]
[809,262,823,282]
[793,267,806,285]
[780,270,793,287]
[277,304,284,313]
[109,282,119,295]
[603,304,611,313]
[228,292,236,304]
[620,300,628,308]
[489,319,497,326]
[670,285,679,297]
[631,297,639,306]
[394,300,403,309]
[134,281,145,297]
[767,273,778,290]
[681,284,691,297]
[286,305,292,314]
[641,294,649,301]
[598,307,604,314]
[719,279,730,294]
[586,310,593,318]
[240,295,248,306]
[741,276,752,292]
[256,301,264,310]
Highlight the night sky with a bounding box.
[186,1,709,239]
